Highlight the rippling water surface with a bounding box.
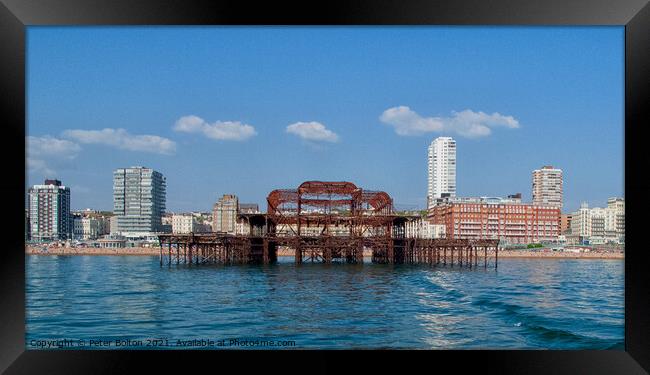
[26,255,624,349]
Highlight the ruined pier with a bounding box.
[158,181,499,268]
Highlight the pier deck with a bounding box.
[158,233,499,269]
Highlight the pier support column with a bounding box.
[450,246,454,267]
[356,238,364,264]
[324,246,332,264]
[295,238,302,264]
[263,239,269,264]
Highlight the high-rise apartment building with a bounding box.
[28,179,72,241]
[113,167,166,235]
[427,137,456,208]
[532,166,563,209]
[213,194,239,233]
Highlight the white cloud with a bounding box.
[174,115,257,141]
[379,106,520,138]
[286,121,339,142]
[26,135,82,175]
[62,128,176,155]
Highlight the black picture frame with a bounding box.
[2,0,648,373]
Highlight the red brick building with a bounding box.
[428,197,560,244]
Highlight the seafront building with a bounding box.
[72,216,107,240]
[109,215,119,234]
[428,195,560,245]
[171,213,210,233]
[160,212,173,233]
[113,167,166,238]
[560,213,572,234]
[608,197,625,242]
[405,217,446,239]
[28,179,72,242]
[239,203,260,214]
[72,209,112,240]
[172,214,194,233]
[25,209,30,241]
[192,212,213,230]
[569,198,624,244]
[234,204,260,234]
[212,194,239,233]
[427,137,456,208]
[532,166,563,209]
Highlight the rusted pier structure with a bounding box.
[392,238,499,268]
[158,233,276,265]
[158,181,499,268]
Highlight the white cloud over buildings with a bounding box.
[380,106,520,138]
[63,128,177,155]
[174,115,257,141]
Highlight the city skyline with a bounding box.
[26,27,624,212]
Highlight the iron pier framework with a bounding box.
[158,181,499,268]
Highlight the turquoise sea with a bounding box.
[25,255,624,349]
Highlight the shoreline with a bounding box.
[492,250,623,260]
[26,246,624,260]
[26,246,160,256]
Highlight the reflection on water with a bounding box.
[26,255,624,349]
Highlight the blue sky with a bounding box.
[26,27,624,213]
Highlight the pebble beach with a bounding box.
[26,245,623,259]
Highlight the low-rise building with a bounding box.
[428,196,560,245]
[190,212,213,231]
[239,203,260,214]
[172,214,196,234]
[405,217,445,239]
[97,235,127,248]
[161,212,173,226]
[569,198,624,244]
[73,214,84,239]
[71,210,111,240]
